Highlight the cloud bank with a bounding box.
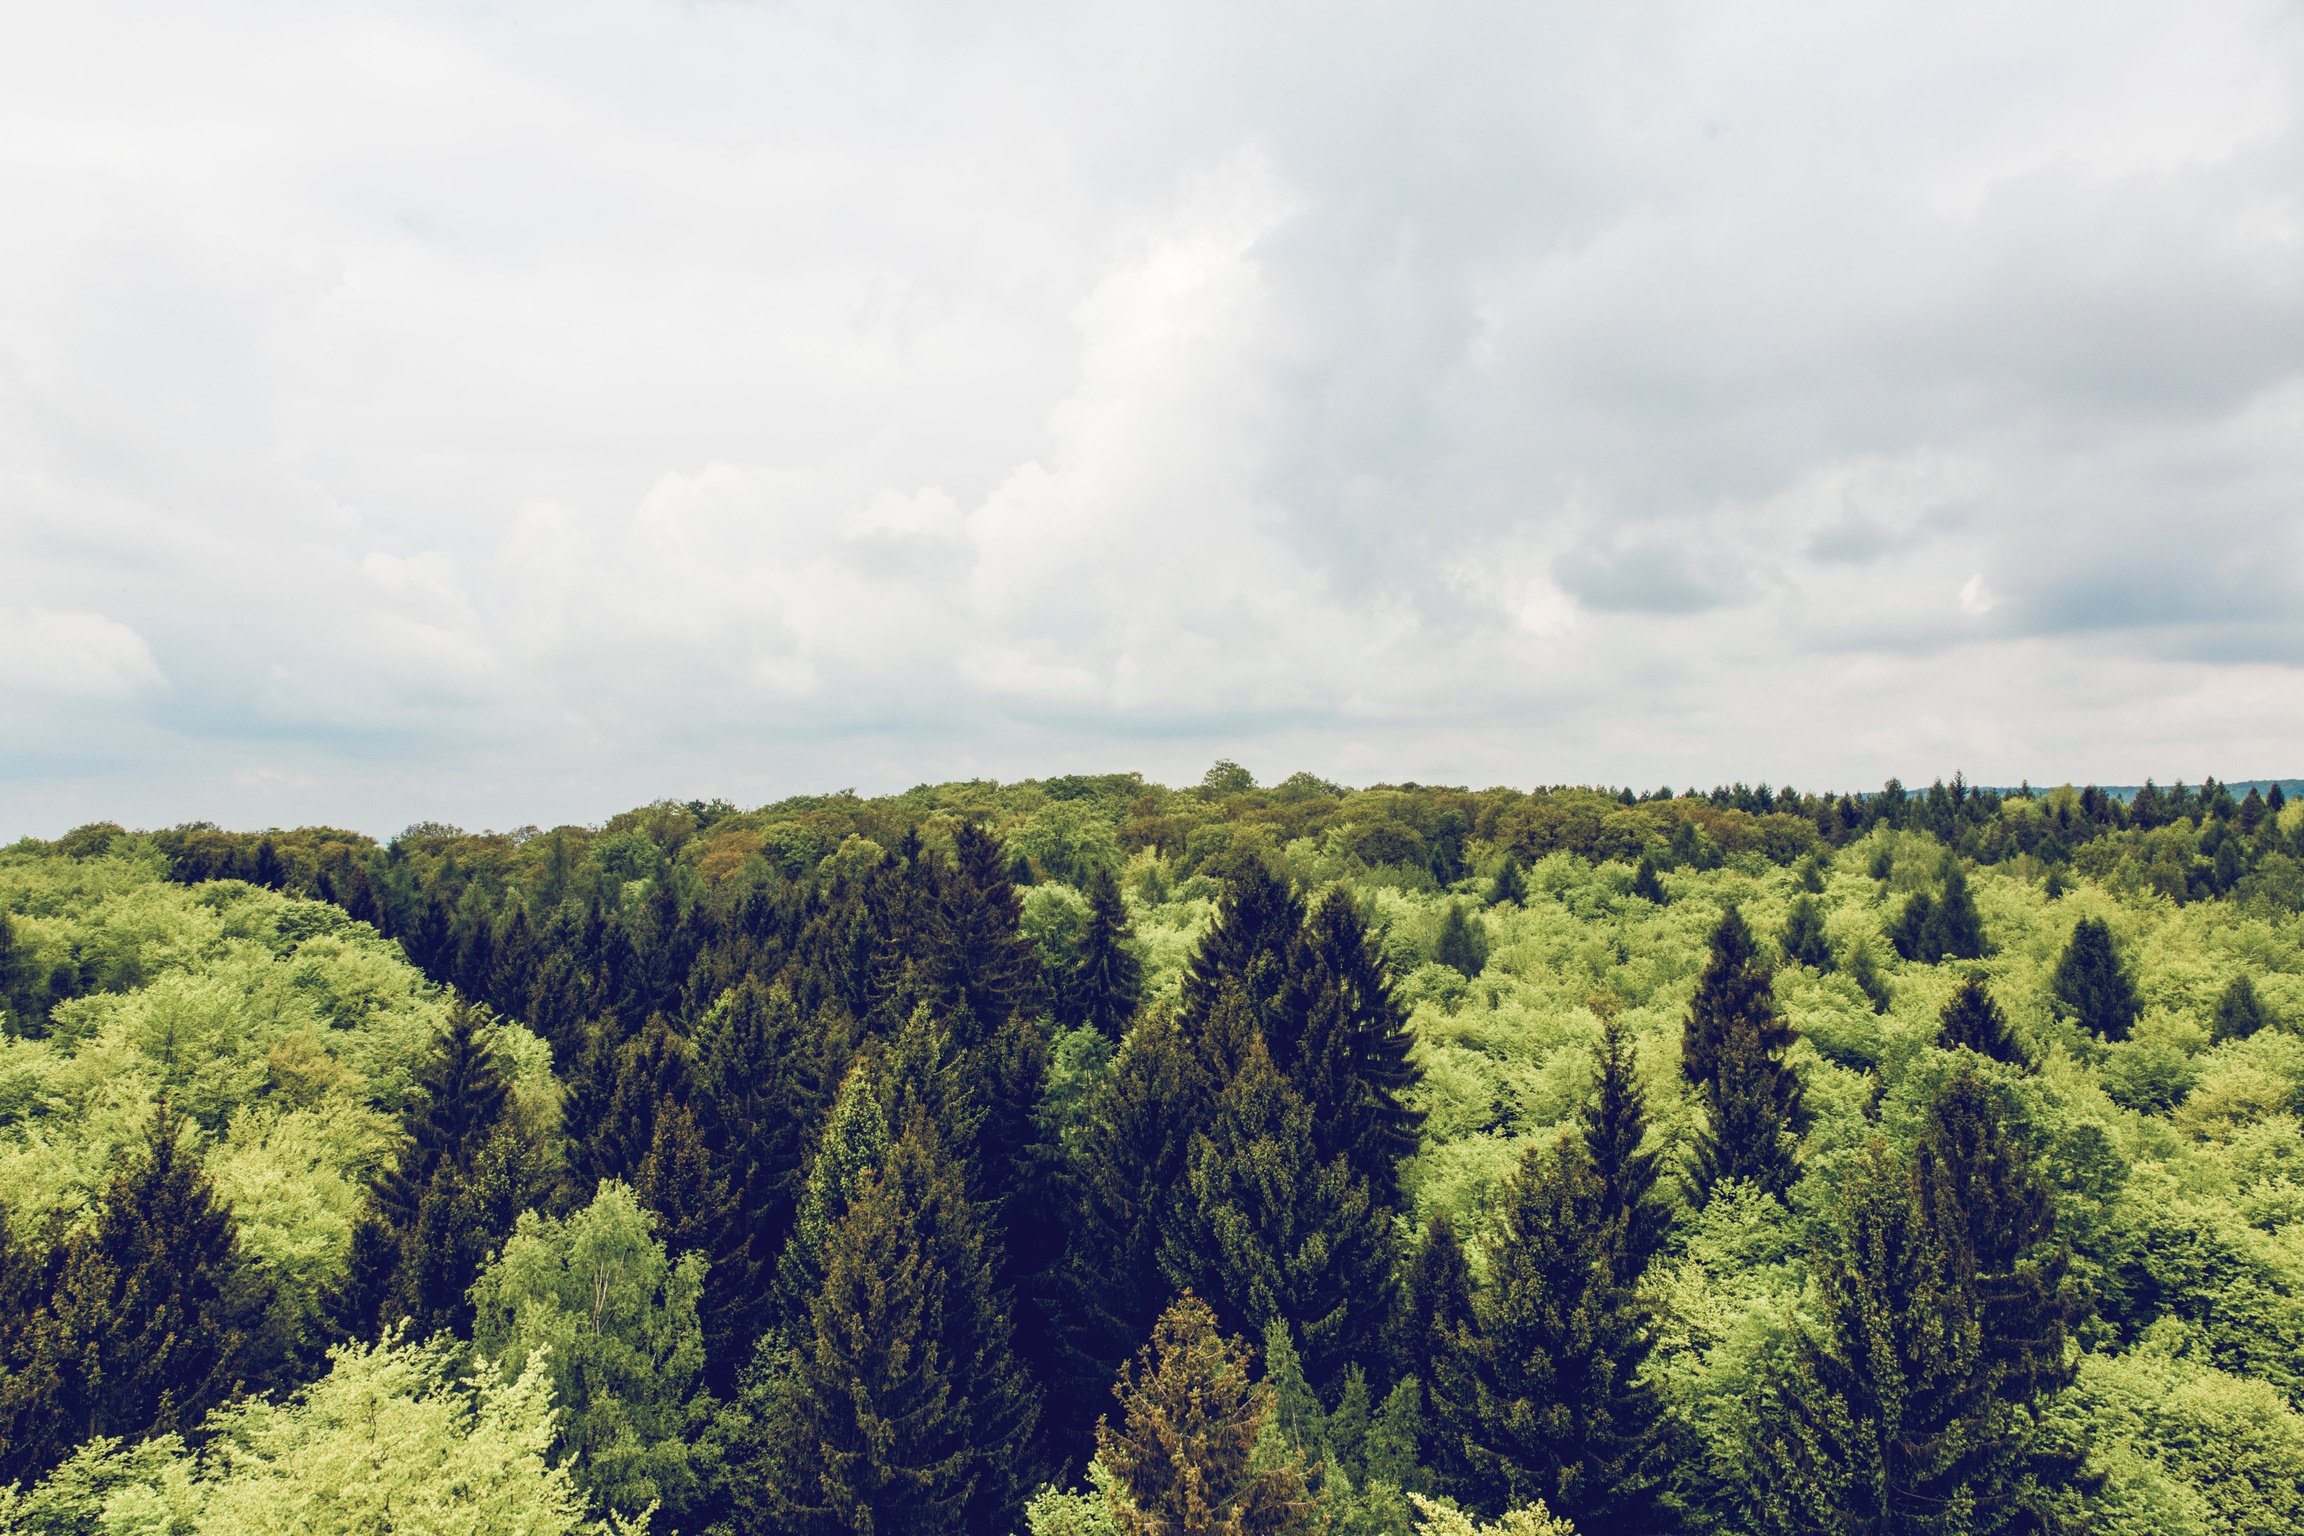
[4,1,2302,834]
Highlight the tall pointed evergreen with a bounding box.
[1939,974,2027,1068]
[1071,864,1146,1040]
[1049,1005,1208,1461]
[927,822,1042,1045]
[1096,1293,1311,1536]
[7,1102,273,1484]
[757,1119,1038,1536]
[2212,973,2271,1043]
[1160,1033,1397,1389]
[773,1061,892,1336]
[1430,1137,1663,1534]
[1179,858,1306,1047]
[1780,896,1833,972]
[1285,890,1424,1209]
[1584,1009,1668,1279]
[1684,907,1806,1203]
[2051,917,2139,1040]
[583,1012,697,1189]
[374,996,512,1231]
[1681,907,1772,1091]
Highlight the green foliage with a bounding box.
[1435,906,1489,980]
[2212,973,2272,1043]
[2054,916,2141,1040]
[1096,1292,1312,1536]
[470,1181,710,1522]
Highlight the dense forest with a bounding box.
[5,766,2304,1534]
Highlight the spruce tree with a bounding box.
[1628,855,1667,905]
[1096,1293,1312,1536]
[1284,891,1424,1207]
[1847,938,1893,1015]
[1687,1009,1807,1203]
[1757,1139,1998,1536]
[12,1102,273,1482]
[773,1061,892,1336]
[585,1013,697,1189]
[2051,917,2139,1040]
[759,1120,1037,1536]
[1049,1005,1208,1462]
[1160,1034,1397,1389]
[1430,1137,1663,1534]
[633,1098,732,1269]
[1584,1009,1668,1279]
[1435,904,1488,978]
[1682,907,1773,1092]
[1400,1213,1474,1400]
[389,1121,551,1339]
[1487,856,1528,908]
[1939,974,2027,1068]
[2212,973,2271,1043]
[1779,897,1833,972]
[1072,865,1146,1041]
[374,997,512,1231]
[1926,860,1989,962]
[926,822,1043,1044]
[1179,858,1306,1047]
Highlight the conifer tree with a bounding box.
[2212,973,2271,1043]
[1628,855,1667,905]
[1160,1034,1397,1388]
[1072,865,1146,1041]
[2051,917,2139,1040]
[1051,1006,1209,1460]
[390,1121,551,1339]
[374,997,512,1231]
[1756,1139,2000,1536]
[1487,856,1528,908]
[1096,1293,1312,1536]
[758,1120,1038,1536]
[1584,1009,1668,1279]
[7,1102,273,1484]
[927,822,1043,1044]
[1400,1214,1474,1400]
[773,1061,892,1336]
[634,1098,732,1268]
[693,977,853,1381]
[1285,891,1424,1207]
[1846,938,1893,1015]
[1928,859,1989,962]
[1687,1010,1807,1203]
[1179,858,1306,1046]
[1681,906,1775,1091]
[1435,904,1488,978]
[584,1013,697,1189]
[1430,1137,1663,1534]
[1939,974,2027,1068]
[319,1212,401,1347]
[1779,897,1833,972]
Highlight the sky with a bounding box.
[5,1,2304,837]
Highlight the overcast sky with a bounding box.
[5,1,2303,836]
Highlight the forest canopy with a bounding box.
[5,768,2304,1535]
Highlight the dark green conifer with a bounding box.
[758,1120,1038,1536]
[1160,1034,1397,1389]
[1435,904,1488,979]
[1179,859,1305,1047]
[1049,1005,1208,1462]
[1628,855,1667,904]
[1487,855,1528,908]
[926,822,1042,1044]
[2212,973,2271,1043]
[1847,938,1893,1014]
[1584,1009,1669,1279]
[1938,974,2028,1069]
[1928,859,1989,962]
[1681,906,1773,1091]
[6,1103,273,1484]
[1430,1137,1663,1534]
[1286,891,1424,1205]
[584,1013,697,1188]
[1687,1010,1807,1203]
[773,1062,891,1336]
[1780,897,1834,972]
[374,997,512,1231]
[1400,1213,1473,1400]
[2051,917,2139,1040]
[1095,1293,1311,1536]
[634,1098,732,1266]
[1072,865,1146,1040]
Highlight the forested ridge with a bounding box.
[6,765,2304,1534]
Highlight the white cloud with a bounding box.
[2,0,2302,833]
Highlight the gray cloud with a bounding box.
[3,0,2303,835]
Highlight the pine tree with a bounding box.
[1096,1293,1312,1536]
[1584,1009,1668,1280]
[1487,856,1528,908]
[1430,1137,1663,1534]
[1400,1214,1474,1399]
[1756,1139,2000,1536]
[389,1121,551,1339]
[319,1212,401,1347]
[1160,1034,1398,1389]
[634,1098,732,1268]
[1628,856,1667,905]
[1938,974,2027,1068]
[585,1013,697,1189]
[1072,865,1146,1041]
[1683,907,1769,1090]
[2213,973,2271,1043]
[1048,1006,1207,1461]
[8,1102,273,1484]
[1435,904,1488,979]
[2051,917,2139,1040]
[1927,860,1989,962]
[759,1120,1038,1536]
[926,822,1043,1044]
[1780,897,1833,972]
[1888,890,1938,963]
